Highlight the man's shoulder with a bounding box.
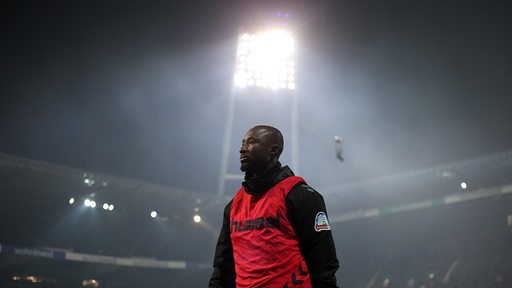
[289,180,316,193]
[223,198,234,214]
[287,181,324,202]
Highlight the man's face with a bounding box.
[239,128,273,174]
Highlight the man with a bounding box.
[209,125,339,288]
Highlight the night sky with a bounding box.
[2,0,511,196]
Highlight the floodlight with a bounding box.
[150,211,158,218]
[84,198,96,208]
[69,197,75,205]
[84,178,95,186]
[234,30,296,90]
[193,214,201,223]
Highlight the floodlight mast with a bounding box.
[217,27,299,196]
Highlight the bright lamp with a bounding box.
[234,30,296,90]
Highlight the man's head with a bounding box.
[239,125,284,176]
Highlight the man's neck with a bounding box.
[248,161,279,178]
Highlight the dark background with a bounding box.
[1,1,512,287]
[2,0,511,193]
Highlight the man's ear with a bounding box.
[269,144,280,156]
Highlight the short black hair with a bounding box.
[251,125,284,158]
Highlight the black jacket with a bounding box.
[209,163,340,287]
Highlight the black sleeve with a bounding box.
[286,184,340,288]
[209,201,236,288]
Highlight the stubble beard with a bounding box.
[240,161,267,177]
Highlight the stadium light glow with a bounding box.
[100,203,114,211]
[234,30,296,90]
[84,199,96,208]
[83,178,95,186]
[69,197,75,204]
[150,211,158,218]
[193,214,201,223]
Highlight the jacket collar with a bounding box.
[242,162,295,195]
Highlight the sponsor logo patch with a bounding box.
[314,212,331,231]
